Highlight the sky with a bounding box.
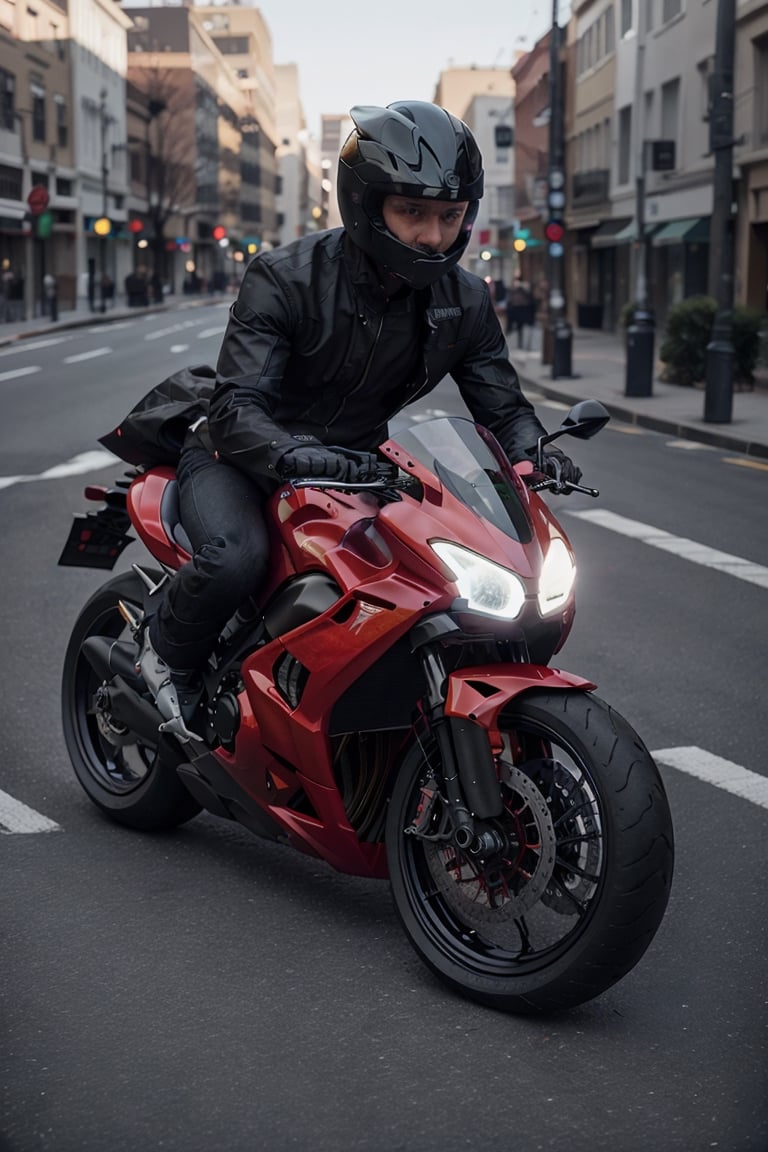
[256,0,563,140]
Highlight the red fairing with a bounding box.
[444,666,596,730]
[127,469,191,569]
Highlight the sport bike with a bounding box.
[59,401,674,1013]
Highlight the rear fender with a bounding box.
[444,665,596,731]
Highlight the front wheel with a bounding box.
[386,691,674,1013]
[61,571,201,831]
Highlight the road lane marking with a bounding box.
[170,344,190,353]
[665,439,715,450]
[0,789,59,834]
[0,365,41,382]
[197,326,226,339]
[145,321,197,340]
[0,336,69,357]
[0,448,117,491]
[653,747,768,810]
[567,509,768,588]
[63,347,111,363]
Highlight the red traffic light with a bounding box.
[128,219,144,234]
[212,225,227,241]
[544,221,565,243]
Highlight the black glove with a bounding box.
[278,444,380,483]
[541,446,582,487]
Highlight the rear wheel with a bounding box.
[61,571,201,831]
[386,690,674,1013]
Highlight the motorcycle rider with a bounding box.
[138,100,582,742]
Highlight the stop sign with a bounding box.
[27,186,50,216]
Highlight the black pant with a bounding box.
[149,443,272,671]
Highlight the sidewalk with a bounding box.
[510,326,768,462]
[2,300,767,461]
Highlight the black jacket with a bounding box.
[209,230,547,480]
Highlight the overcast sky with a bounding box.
[257,0,564,139]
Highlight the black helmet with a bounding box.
[338,100,484,289]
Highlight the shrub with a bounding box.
[659,296,765,386]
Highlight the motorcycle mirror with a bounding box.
[558,400,611,440]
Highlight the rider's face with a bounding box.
[382,196,469,255]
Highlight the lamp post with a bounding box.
[98,89,110,313]
[145,97,166,299]
[625,0,655,396]
[547,0,572,379]
[704,0,737,423]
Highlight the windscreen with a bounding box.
[391,417,532,543]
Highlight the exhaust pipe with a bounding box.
[81,636,164,746]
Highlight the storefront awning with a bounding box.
[590,217,633,248]
[652,217,710,246]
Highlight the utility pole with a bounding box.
[99,88,109,314]
[625,0,655,397]
[704,0,737,423]
[547,0,572,378]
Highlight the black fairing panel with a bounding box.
[263,572,343,640]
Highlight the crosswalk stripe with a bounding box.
[0,789,60,833]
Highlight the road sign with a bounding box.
[27,186,50,216]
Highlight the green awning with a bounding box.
[652,217,710,246]
[612,220,661,244]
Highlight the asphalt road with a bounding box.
[1,303,766,1152]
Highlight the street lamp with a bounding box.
[547,0,572,379]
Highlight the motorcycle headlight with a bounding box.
[538,537,576,615]
[430,541,526,620]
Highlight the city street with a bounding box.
[1,302,766,1152]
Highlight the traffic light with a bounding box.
[212,225,227,241]
[513,227,530,253]
[544,221,565,243]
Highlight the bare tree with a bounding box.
[128,66,197,295]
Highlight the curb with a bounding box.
[518,372,768,463]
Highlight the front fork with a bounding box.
[415,642,506,858]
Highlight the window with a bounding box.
[618,104,632,183]
[0,162,22,200]
[605,5,615,52]
[621,0,633,36]
[662,0,682,23]
[660,77,680,147]
[55,94,67,147]
[56,176,72,196]
[31,80,45,141]
[0,68,14,131]
[757,36,768,146]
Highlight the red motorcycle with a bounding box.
[60,402,674,1013]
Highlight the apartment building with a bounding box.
[735,0,768,314]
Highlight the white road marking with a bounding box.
[0,789,59,834]
[170,344,190,353]
[653,747,768,810]
[0,336,69,357]
[567,509,768,588]
[64,347,112,363]
[0,364,41,382]
[197,326,226,339]
[0,448,117,491]
[145,321,197,340]
[665,439,715,450]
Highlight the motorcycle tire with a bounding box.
[61,570,202,832]
[386,689,674,1014]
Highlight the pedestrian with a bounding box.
[101,273,114,310]
[136,100,582,740]
[506,276,535,350]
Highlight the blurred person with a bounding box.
[136,101,582,740]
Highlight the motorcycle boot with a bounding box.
[136,628,204,744]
